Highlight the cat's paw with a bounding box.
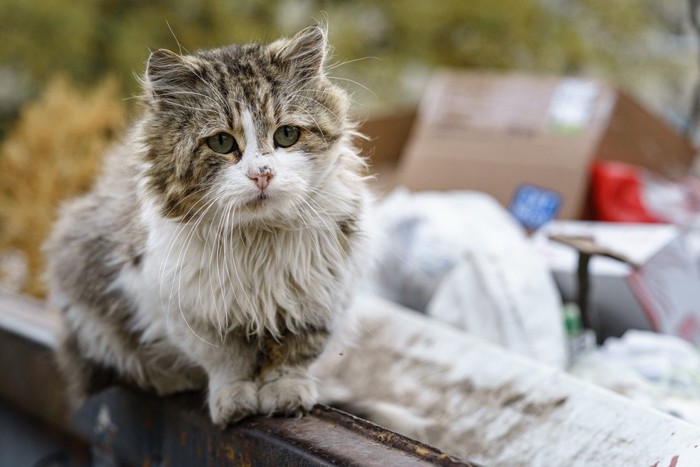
[208,380,259,426]
[258,377,317,417]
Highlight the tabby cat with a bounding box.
[44,25,370,425]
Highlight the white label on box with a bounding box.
[548,79,598,133]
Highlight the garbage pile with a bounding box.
[357,70,700,427]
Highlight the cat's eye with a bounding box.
[206,132,238,154]
[273,126,301,148]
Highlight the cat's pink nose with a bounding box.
[252,173,272,190]
[248,167,273,190]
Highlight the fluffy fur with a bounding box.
[44,25,370,425]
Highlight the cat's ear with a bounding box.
[145,49,199,99]
[271,25,328,78]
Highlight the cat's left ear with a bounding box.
[271,25,328,78]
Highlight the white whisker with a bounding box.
[328,76,377,98]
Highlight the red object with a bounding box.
[591,161,663,223]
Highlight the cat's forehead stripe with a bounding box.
[241,108,259,156]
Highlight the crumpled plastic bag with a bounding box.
[368,189,567,368]
[570,330,700,425]
[592,160,700,227]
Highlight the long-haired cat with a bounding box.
[44,25,370,425]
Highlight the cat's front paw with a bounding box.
[208,380,258,426]
[258,377,318,417]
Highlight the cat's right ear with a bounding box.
[270,25,328,80]
[145,49,199,100]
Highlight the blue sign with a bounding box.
[509,185,562,230]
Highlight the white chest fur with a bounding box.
[119,204,350,345]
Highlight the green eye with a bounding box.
[273,126,301,148]
[206,132,238,154]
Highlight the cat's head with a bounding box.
[140,25,356,226]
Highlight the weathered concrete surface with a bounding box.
[4,288,698,466]
[0,292,474,466]
[314,295,700,467]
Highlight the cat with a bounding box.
[43,25,371,426]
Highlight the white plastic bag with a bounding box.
[369,189,567,368]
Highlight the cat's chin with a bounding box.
[234,192,293,224]
[244,192,275,212]
[247,192,271,205]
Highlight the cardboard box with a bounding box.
[534,221,700,344]
[360,71,695,226]
[357,109,415,192]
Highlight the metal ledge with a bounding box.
[0,292,473,466]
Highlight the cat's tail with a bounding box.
[55,332,120,411]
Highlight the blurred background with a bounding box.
[0,0,697,132]
[3,3,700,464]
[2,0,699,297]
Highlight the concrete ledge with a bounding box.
[0,292,472,467]
[6,289,697,466]
[314,295,700,467]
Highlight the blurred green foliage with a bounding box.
[0,0,689,127]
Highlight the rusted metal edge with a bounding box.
[0,292,474,466]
